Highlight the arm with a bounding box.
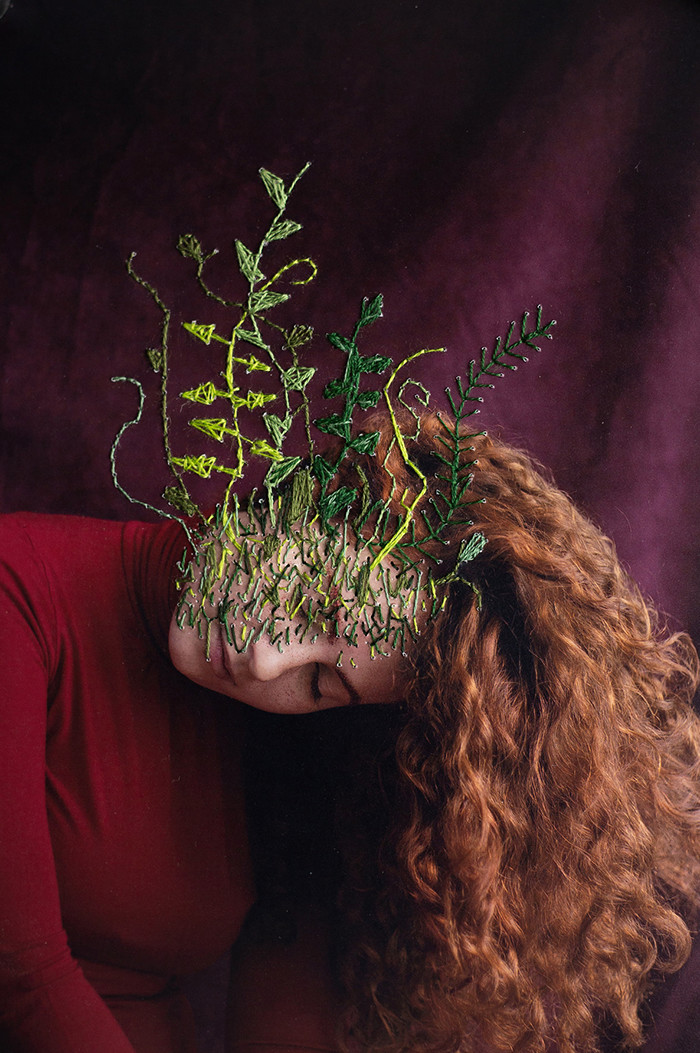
[0,520,136,1053]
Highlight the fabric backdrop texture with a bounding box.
[1,2,699,1051]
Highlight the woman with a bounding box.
[1,410,698,1053]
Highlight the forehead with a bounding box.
[176,514,429,657]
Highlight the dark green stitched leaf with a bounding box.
[356,390,381,410]
[312,456,335,487]
[359,294,383,327]
[322,378,347,399]
[315,413,350,439]
[259,168,287,209]
[361,355,392,374]
[327,332,355,354]
[320,487,356,520]
[349,431,380,455]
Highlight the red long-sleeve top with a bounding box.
[0,513,255,1053]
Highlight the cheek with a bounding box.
[347,655,407,705]
[229,682,311,714]
[168,616,222,691]
[168,615,199,677]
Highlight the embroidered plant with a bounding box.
[111,165,555,656]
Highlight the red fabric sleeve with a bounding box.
[227,910,341,1053]
[0,521,136,1052]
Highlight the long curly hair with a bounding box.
[329,410,700,1053]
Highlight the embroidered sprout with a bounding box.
[111,165,555,655]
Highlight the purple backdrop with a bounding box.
[1,1,699,1050]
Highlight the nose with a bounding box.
[246,638,305,682]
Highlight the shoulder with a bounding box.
[0,513,184,670]
[0,510,185,633]
[0,512,126,555]
[0,513,168,610]
[0,512,181,567]
[0,514,128,676]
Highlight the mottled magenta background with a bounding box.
[2,0,700,646]
[1,2,699,1049]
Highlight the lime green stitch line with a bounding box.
[223,534,245,554]
[213,545,230,582]
[397,378,431,436]
[369,347,445,570]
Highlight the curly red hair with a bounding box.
[331,411,700,1053]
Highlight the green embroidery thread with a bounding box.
[112,164,556,657]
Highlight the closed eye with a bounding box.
[317,663,359,706]
[309,663,350,707]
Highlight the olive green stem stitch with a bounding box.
[110,376,195,543]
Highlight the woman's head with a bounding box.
[168,405,561,713]
[169,404,694,720]
[168,408,485,712]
